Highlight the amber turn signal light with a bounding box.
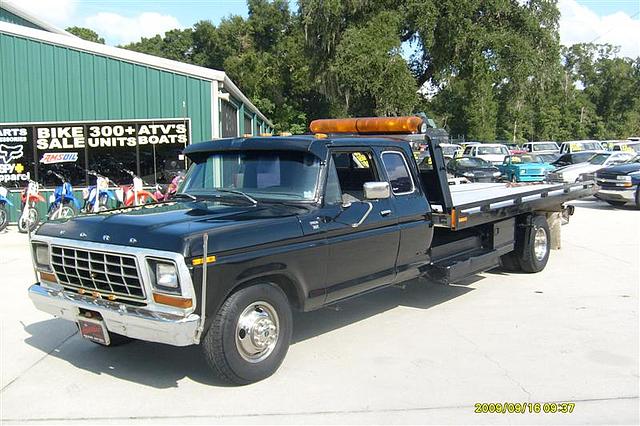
[39,271,57,283]
[153,293,193,308]
[192,255,216,266]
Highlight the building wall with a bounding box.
[0,32,212,143]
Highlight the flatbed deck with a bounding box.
[431,181,596,230]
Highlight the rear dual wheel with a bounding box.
[501,215,550,273]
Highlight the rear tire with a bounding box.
[201,283,292,385]
[517,215,550,273]
[605,200,627,207]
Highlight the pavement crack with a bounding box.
[449,327,532,400]
[0,330,78,394]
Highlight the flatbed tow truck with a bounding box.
[27,116,595,384]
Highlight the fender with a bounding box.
[29,194,45,203]
[0,195,13,206]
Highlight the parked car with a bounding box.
[441,143,462,158]
[551,151,602,168]
[602,140,640,153]
[536,153,561,164]
[462,143,510,165]
[498,154,555,182]
[558,140,604,154]
[446,156,502,182]
[594,155,640,208]
[548,151,635,183]
[522,141,560,154]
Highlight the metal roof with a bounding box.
[0,2,73,36]
[0,20,273,127]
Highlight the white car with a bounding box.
[559,140,604,154]
[522,141,560,154]
[462,143,510,165]
[549,151,635,183]
[441,143,462,158]
[603,140,640,153]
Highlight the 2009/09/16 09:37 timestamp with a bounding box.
[474,402,575,414]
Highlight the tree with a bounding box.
[66,26,105,44]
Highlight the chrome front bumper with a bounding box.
[29,284,200,346]
[596,188,636,202]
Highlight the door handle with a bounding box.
[380,209,392,216]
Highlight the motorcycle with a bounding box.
[18,180,45,233]
[47,171,80,220]
[117,170,157,207]
[152,171,185,202]
[0,186,13,232]
[83,171,115,213]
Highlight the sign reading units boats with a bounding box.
[0,118,191,187]
[35,121,189,150]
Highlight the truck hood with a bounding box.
[35,200,306,256]
[598,162,640,175]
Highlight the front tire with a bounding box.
[18,207,39,233]
[0,204,7,232]
[202,283,292,385]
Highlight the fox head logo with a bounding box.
[0,144,24,164]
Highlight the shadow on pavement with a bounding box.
[23,277,474,388]
[570,199,637,211]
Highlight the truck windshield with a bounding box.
[588,153,610,165]
[182,151,321,201]
[478,146,509,155]
[532,143,558,151]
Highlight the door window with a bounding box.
[331,151,379,204]
[381,151,414,195]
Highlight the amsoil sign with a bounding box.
[0,118,190,186]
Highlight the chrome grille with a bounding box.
[51,245,145,301]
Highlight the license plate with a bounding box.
[78,317,111,345]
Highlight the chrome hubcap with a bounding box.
[235,301,279,363]
[534,227,548,261]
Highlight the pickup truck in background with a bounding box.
[27,116,595,384]
[595,155,640,208]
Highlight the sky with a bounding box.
[6,0,640,58]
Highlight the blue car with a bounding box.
[498,154,555,182]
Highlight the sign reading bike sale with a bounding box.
[0,118,190,185]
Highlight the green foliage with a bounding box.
[66,26,105,44]
[81,1,639,139]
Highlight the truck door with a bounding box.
[378,148,433,283]
[321,149,400,304]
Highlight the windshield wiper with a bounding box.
[173,192,198,201]
[215,189,258,205]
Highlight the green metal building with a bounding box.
[0,3,272,222]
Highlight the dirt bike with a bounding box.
[18,180,45,233]
[83,171,115,213]
[47,171,80,220]
[116,170,157,207]
[152,171,185,202]
[0,186,13,232]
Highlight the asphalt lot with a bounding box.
[0,197,638,424]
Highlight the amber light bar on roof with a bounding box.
[309,116,426,135]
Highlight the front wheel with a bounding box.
[18,207,39,233]
[0,204,7,232]
[201,283,292,385]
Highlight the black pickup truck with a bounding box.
[28,117,595,384]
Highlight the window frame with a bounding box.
[381,150,416,196]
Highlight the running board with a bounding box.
[426,245,513,285]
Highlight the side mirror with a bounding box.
[364,181,390,200]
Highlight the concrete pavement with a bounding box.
[0,198,638,424]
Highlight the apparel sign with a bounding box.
[0,126,32,183]
[0,119,190,186]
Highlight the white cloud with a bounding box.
[6,0,76,26]
[559,0,640,58]
[85,12,182,45]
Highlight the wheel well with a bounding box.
[232,274,303,311]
